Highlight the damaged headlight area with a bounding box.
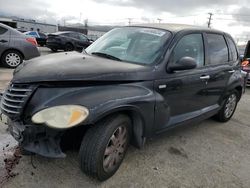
[31,105,89,129]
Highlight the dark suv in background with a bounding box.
[0,24,245,181]
[46,31,93,52]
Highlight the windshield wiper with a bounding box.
[91,52,122,61]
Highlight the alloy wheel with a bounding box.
[5,53,21,67]
[103,125,128,173]
[224,93,237,119]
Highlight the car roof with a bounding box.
[131,23,224,34]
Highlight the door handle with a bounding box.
[200,75,210,80]
[228,70,235,73]
[0,39,7,43]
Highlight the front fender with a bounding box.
[25,82,155,138]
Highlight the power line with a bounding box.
[216,13,250,17]
[214,17,250,23]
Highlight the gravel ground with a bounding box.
[0,48,250,187]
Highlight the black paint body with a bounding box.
[0,24,245,157]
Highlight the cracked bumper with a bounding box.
[7,119,66,158]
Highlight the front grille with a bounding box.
[0,84,36,118]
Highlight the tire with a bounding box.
[64,43,74,51]
[79,114,131,181]
[214,90,239,122]
[1,50,23,68]
[51,48,58,52]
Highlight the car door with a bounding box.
[0,26,10,56]
[65,32,78,47]
[68,33,84,50]
[201,33,235,107]
[155,33,211,131]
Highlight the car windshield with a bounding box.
[86,27,171,65]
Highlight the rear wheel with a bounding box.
[64,43,74,51]
[79,114,131,181]
[1,50,23,68]
[214,90,239,122]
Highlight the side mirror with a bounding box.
[89,39,94,44]
[167,57,197,72]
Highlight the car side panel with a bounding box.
[199,64,233,107]
[24,81,156,138]
[154,67,217,131]
[203,33,242,106]
[223,69,244,98]
[8,31,40,59]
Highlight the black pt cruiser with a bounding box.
[0,24,245,181]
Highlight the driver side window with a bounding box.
[172,34,204,68]
[79,34,88,42]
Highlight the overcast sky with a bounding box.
[0,0,250,42]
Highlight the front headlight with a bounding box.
[31,105,89,129]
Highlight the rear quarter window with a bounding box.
[206,33,229,65]
[227,37,238,61]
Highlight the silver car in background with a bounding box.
[0,23,40,68]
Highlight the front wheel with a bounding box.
[214,91,239,122]
[79,114,131,181]
[50,48,58,52]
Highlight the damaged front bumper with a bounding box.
[4,117,66,158]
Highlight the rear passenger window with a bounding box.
[0,26,7,35]
[206,34,229,65]
[171,34,204,68]
[69,33,79,39]
[227,37,238,61]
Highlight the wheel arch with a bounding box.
[235,85,243,101]
[1,48,25,59]
[220,83,243,105]
[92,106,146,149]
[65,42,75,49]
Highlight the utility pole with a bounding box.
[79,12,82,23]
[127,18,133,26]
[207,13,213,28]
[157,18,162,23]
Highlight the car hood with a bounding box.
[12,52,154,83]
